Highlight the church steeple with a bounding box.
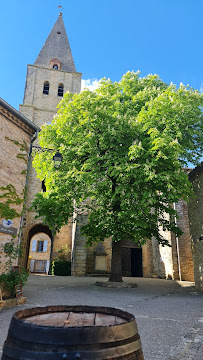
[34,13,76,72]
[20,13,81,125]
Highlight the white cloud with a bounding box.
[81,79,100,92]
[200,83,203,93]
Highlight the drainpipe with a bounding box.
[173,202,182,281]
[17,131,39,264]
[48,228,55,275]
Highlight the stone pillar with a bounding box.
[192,242,203,291]
[71,214,88,276]
[142,239,154,277]
[151,235,173,279]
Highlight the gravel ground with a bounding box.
[0,275,202,359]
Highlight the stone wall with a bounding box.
[142,202,194,282]
[0,107,34,274]
[188,165,203,291]
[53,223,72,260]
[174,200,194,281]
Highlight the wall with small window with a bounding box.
[28,233,51,274]
[19,65,82,127]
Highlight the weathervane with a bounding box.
[58,5,63,14]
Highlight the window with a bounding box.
[37,241,44,252]
[43,81,49,95]
[31,239,48,253]
[58,83,64,97]
[53,64,58,69]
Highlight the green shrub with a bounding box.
[52,261,71,276]
[0,267,29,298]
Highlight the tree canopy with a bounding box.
[32,71,203,281]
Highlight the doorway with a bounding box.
[122,247,143,277]
[34,260,47,273]
[131,248,143,277]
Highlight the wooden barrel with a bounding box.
[1,305,144,360]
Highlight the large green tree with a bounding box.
[32,72,203,282]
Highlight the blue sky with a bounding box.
[0,0,203,110]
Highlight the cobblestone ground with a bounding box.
[0,275,202,359]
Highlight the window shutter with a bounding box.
[30,260,35,272]
[46,260,50,274]
[43,240,48,252]
[31,240,37,252]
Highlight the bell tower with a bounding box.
[19,13,81,127]
[19,14,82,272]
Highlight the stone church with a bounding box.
[17,13,202,289]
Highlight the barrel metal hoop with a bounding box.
[4,333,140,352]
[2,339,142,360]
[10,317,138,345]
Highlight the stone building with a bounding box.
[18,14,199,285]
[188,163,203,290]
[0,97,39,274]
[19,13,82,274]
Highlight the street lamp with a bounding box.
[32,146,63,169]
[53,151,63,169]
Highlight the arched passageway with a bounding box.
[26,224,52,274]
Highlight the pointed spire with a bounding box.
[34,13,76,72]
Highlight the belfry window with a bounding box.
[58,83,64,97]
[43,81,49,95]
[50,58,61,70]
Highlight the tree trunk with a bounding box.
[109,241,123,282]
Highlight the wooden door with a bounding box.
[34,260,47,273]
[121,248,131,276]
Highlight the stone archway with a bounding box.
[25,224,52,273]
